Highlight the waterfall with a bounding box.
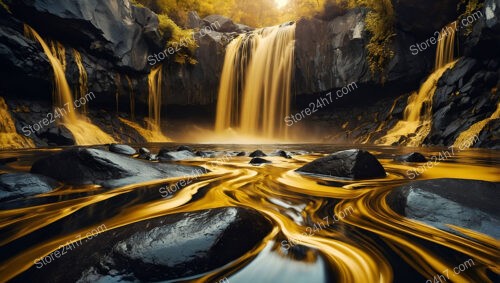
[148,65,164,135]
[72,49,88,114]
[0,97,35,149]
[376,22,458,146]
[114,65,170,143]
[215,23,296,140]
[24,25,115,145]
[435,22,457,70]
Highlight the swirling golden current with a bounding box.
[0,145,498,283]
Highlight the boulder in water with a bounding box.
[296,149,386,179]
[109,144,136,156]
[159,150,197,161]
[177,145,195,152]
[250,157,272,165]
[14,207,273,282]
[0,173,60,201]
[273,150,292,159]
[394,152,427,163]
[386,179,500,238]
[30,148,204,188]
[249,150,267,157]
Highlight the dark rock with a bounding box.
[0,157,17,165]
[236,151,246,156]
[202,15,239,33]
[195,151,216,158]
[394,152,428,163]
[158,150,197,161]
[387,179,500,238]
[139,147,150,155]
[7,0,161,72]
[273,150,292,159]
[39,126,75,146]
[31,148,204,188]
[0,173,60,201]
[442,58,479,86]
[14,207,273,282]
[186,11,202,29]
[296,149,386,179]
[249,150,267,157]
[177,145,195,152]
[109,144,136,156]
[250,157,272,165]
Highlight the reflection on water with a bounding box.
[0,144,498,282]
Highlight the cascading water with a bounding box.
[117,65,170,143]
[72,49,88,114]
[377,22,458,146]
[215,23,296,140]
[23,25,115,145]
[0,97,35,149]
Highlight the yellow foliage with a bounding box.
[157,14,198,64]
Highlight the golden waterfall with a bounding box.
[377,22,458,146]
[117,67,170,142]
[72,49,88,114]
[215,24,296,139]
[453,102,500,148]
[23,25,115,145]
[0,97,35,149]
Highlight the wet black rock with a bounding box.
[273,150,292,159]
[0,173,59,201]
[394,152,427,163]
[387,179,500,238]
[236,151,246,156]
[249,150,267,157]
[139,147,150,155]
[109,144,136,156]
[159,150,197,161]
[14,207,273,282]
[296,149,386,179]
[250,157,272,165]
[30,148,204,188]
[177,145,195,152]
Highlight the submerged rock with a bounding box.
[30,148,204,188]
[236,151,246,156]
[387,179,500,238]
[14,207,273,282]
[109,144,136,156]
[159,150,197,161]
[296,149,386,179]
[250,157,272,165]
[394,152,427,163]
[249,150,267,157]
[0,173,59,201]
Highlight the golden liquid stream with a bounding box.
[118,117,171,142]
[23,25,115,146]
[453,102,500,148]
[0,151,498,282]
[215,24,296,140]
[377,22,458,146]
[0,97,35,149]
[147,65,166,137]
[72,49,88,114]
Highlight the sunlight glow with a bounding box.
[275,0,289,9]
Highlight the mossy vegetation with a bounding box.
[131,1,198,64]
[343,0,395,79]
[157,14,198,64]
